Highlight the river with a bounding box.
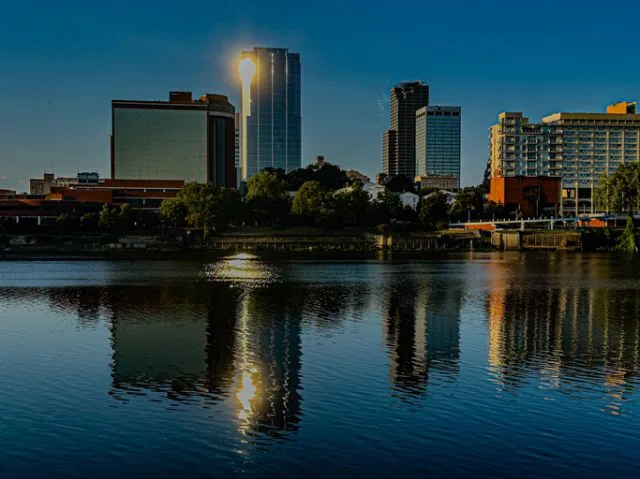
[1,253,639,477]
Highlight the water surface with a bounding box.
[1,253,640,477]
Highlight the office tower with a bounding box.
[416,106,461,187]
[111,91,236,187]
[382,82,429,177]
[239,47,301,180]
[488,102,640,213]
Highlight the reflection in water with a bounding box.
[201,253,280,287]
[383,273,462,398]
[486,254,640,414]
[3,252,640,467]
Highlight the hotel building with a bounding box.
[489,102,640,214]
[111,91,236,187]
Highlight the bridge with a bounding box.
[449,213,633,231]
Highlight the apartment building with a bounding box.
[489,102,640,214]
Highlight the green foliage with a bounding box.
[55,212,75,233]
[247,171,287,201]
[178,182,217,234]
[617,215,639,253]
[283,162,348,191]
[371,189,402,225]
[118,203,136,231]
[419,192,449,231]
[596,162,640,214]
[332,183,371,226]
[383,175,415,193]
[174,183,243,235]
[98,204,117,231]
[159,197,188,230]
[80,212,98,232]
[451,186,484,221]
[292,181,327,220]
[246,171,289,226]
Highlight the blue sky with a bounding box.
[1,0,640,191]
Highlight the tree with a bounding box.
[313,163,348,190]
[215,188,244,229]
[596,162,640,215]
[178,182,217,236]
[159,197,188,231]
[99,204,117,231]
[292,181,328,223]
[384,175,415,193]
[596,163,640,253]
[246,170,287,201]
[419,192,449,230]
[332,183,371,226]
[118,203,136,231]
[55,212,77,233]
[246,171,289,226]
[450,186,485,221]
[371,189,402,225]
[79,212,98,232]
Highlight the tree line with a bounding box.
[0,162,506,237]
[158,163,498,235]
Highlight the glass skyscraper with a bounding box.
[416,106,461,187]
[241,47,301,180]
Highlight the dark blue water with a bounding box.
[1,253,640,477]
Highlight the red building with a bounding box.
[487,176,561,217]
[0,180,184,225]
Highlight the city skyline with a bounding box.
[2,0,640,192]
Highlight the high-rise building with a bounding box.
[416,106,461,187]
[111,91,236,187]
[239,47,301,180]
[382,82,429,177]
[489,102,640,213]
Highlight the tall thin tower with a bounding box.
[382,82,429,177]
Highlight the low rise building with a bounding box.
[415,174,458,191]
[346,169,370,184]
[51,179,184,211]
[29,173,91,195]
[487,176,561,217]
[489,102,640,214]
[399,191,420,210]
[362,182,386,201]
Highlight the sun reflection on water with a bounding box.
[237,367,258,424]
[201,253,280,287]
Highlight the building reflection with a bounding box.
[107,283,240,400]
[383,274,462,398]
[486,254,640,413]
[233,286,303,437]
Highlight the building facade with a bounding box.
[489,102,640,214]
[240,47,301,180]
[111,91,236,187]
[30,173,82,195]
[416,106,461,186]
[487,176,561,217]
[415,174,459,191]
[383,82,429,177]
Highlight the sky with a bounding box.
[2,0,640,192]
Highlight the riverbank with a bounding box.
[0,227,626,259]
